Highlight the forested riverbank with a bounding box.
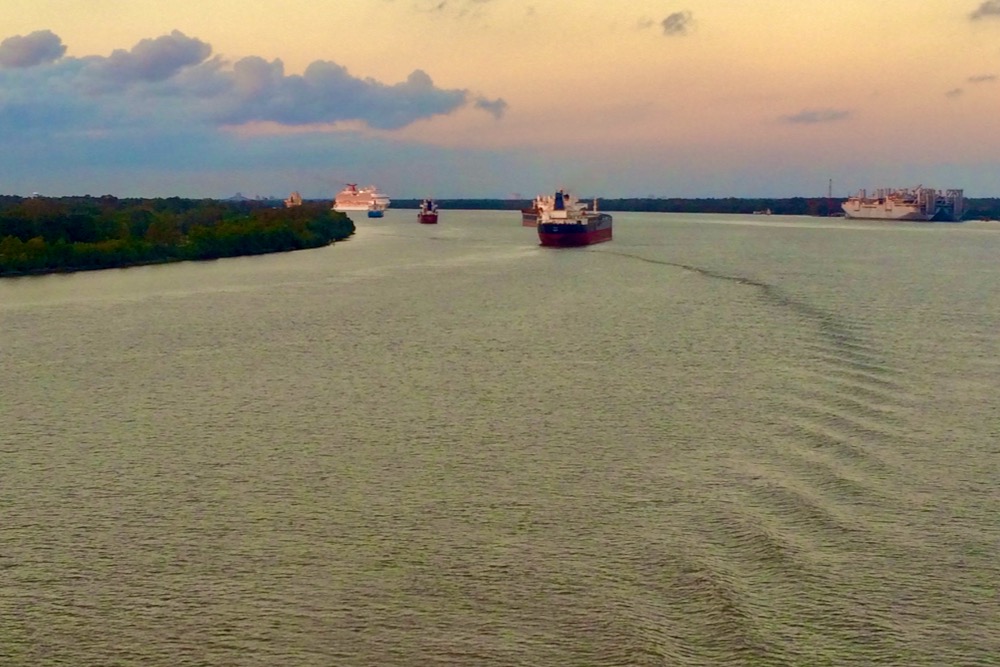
[0,196,354,277]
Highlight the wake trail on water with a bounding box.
[593,249,949,664]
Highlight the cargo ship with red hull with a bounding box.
[537,190,612,247]
[418,199,439,224]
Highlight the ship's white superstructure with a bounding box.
[332,184,391,213]
[535,190,596,223]
[523,192,592,226]
[842,187,964,221]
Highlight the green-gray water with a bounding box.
[3,211,998,666]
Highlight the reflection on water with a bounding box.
[3,210,999,665]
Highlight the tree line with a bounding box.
[0,196,354,276]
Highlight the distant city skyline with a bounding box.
[2,0,1000,198]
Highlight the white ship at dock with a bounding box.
[332,184,391,213]
[842,186,964,221]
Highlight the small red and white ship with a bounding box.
[418,199,439,224]
[537,190,612,247]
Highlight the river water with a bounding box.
[2,210,999,666]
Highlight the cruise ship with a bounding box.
[332,184,391,213]
[842,187,964,221]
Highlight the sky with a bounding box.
[2,0,1000,199]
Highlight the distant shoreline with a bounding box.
[362,197,1000,219]
[5,194,1000,220]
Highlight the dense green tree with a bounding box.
[0,197,354,276]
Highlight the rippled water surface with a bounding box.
[3,211,999,666]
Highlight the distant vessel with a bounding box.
[521,195,548,227]
[753,208,772,215]
[332,184,391,213]
[367,202,386,218]
[537,190,612,247]
[418,199,439,224]
[284,191,302,208]
[842,187,964,221]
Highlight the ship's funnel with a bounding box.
[554,190,565,210]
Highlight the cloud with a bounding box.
[0,30,66,68]
[417,1,448,11]
[0,28,510,197]
[415,0,493,16]
[90,30,211,86]
[780,108,851,124]
[945,87,964,98]
[205,62,475,130]
[968,74,997,83]
[0,30,502,136]
[474,96,507,119]
[970,1,1000,20]
[661,11,693,36]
